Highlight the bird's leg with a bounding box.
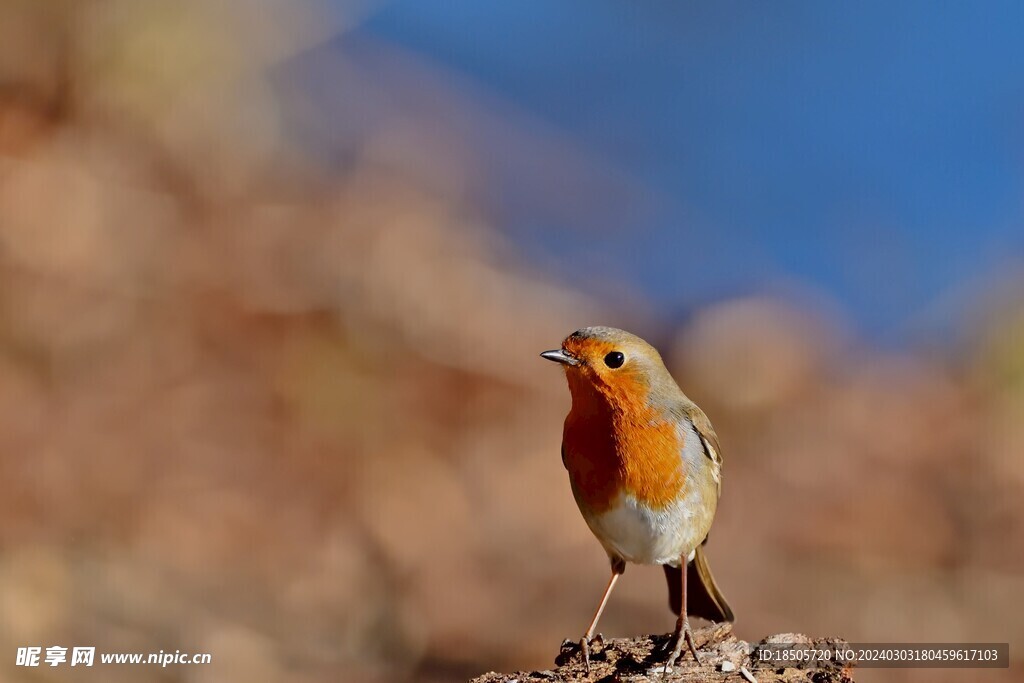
[580,557,625,672]
[667,554,703,667]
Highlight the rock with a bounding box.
[470,624,855,682]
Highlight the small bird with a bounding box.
[541,326,733,670]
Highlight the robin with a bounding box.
[541,326,733,671]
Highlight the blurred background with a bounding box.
[0,1,1022,682]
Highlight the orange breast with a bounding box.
[562,375,685,514]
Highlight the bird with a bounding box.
[541,326,733,671]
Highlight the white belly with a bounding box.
[578,489,709,566]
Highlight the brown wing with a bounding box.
[685,403,723,497]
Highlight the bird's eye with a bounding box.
[604,351,625,369]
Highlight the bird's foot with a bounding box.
[579,633,605,673]
[666,618,703,668]
[556,634,605,672]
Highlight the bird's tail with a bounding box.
[664,544,734,623]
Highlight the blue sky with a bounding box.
[352,1,1024,340]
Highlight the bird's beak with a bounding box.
[540,349,579,366]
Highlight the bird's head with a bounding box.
[541,326,675,409]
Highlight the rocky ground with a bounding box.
[472,625,855,683]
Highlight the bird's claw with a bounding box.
[685,626,703,664]
[667,620,703,668]
[579,633,605,673]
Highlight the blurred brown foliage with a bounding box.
[0,3,1022,683]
